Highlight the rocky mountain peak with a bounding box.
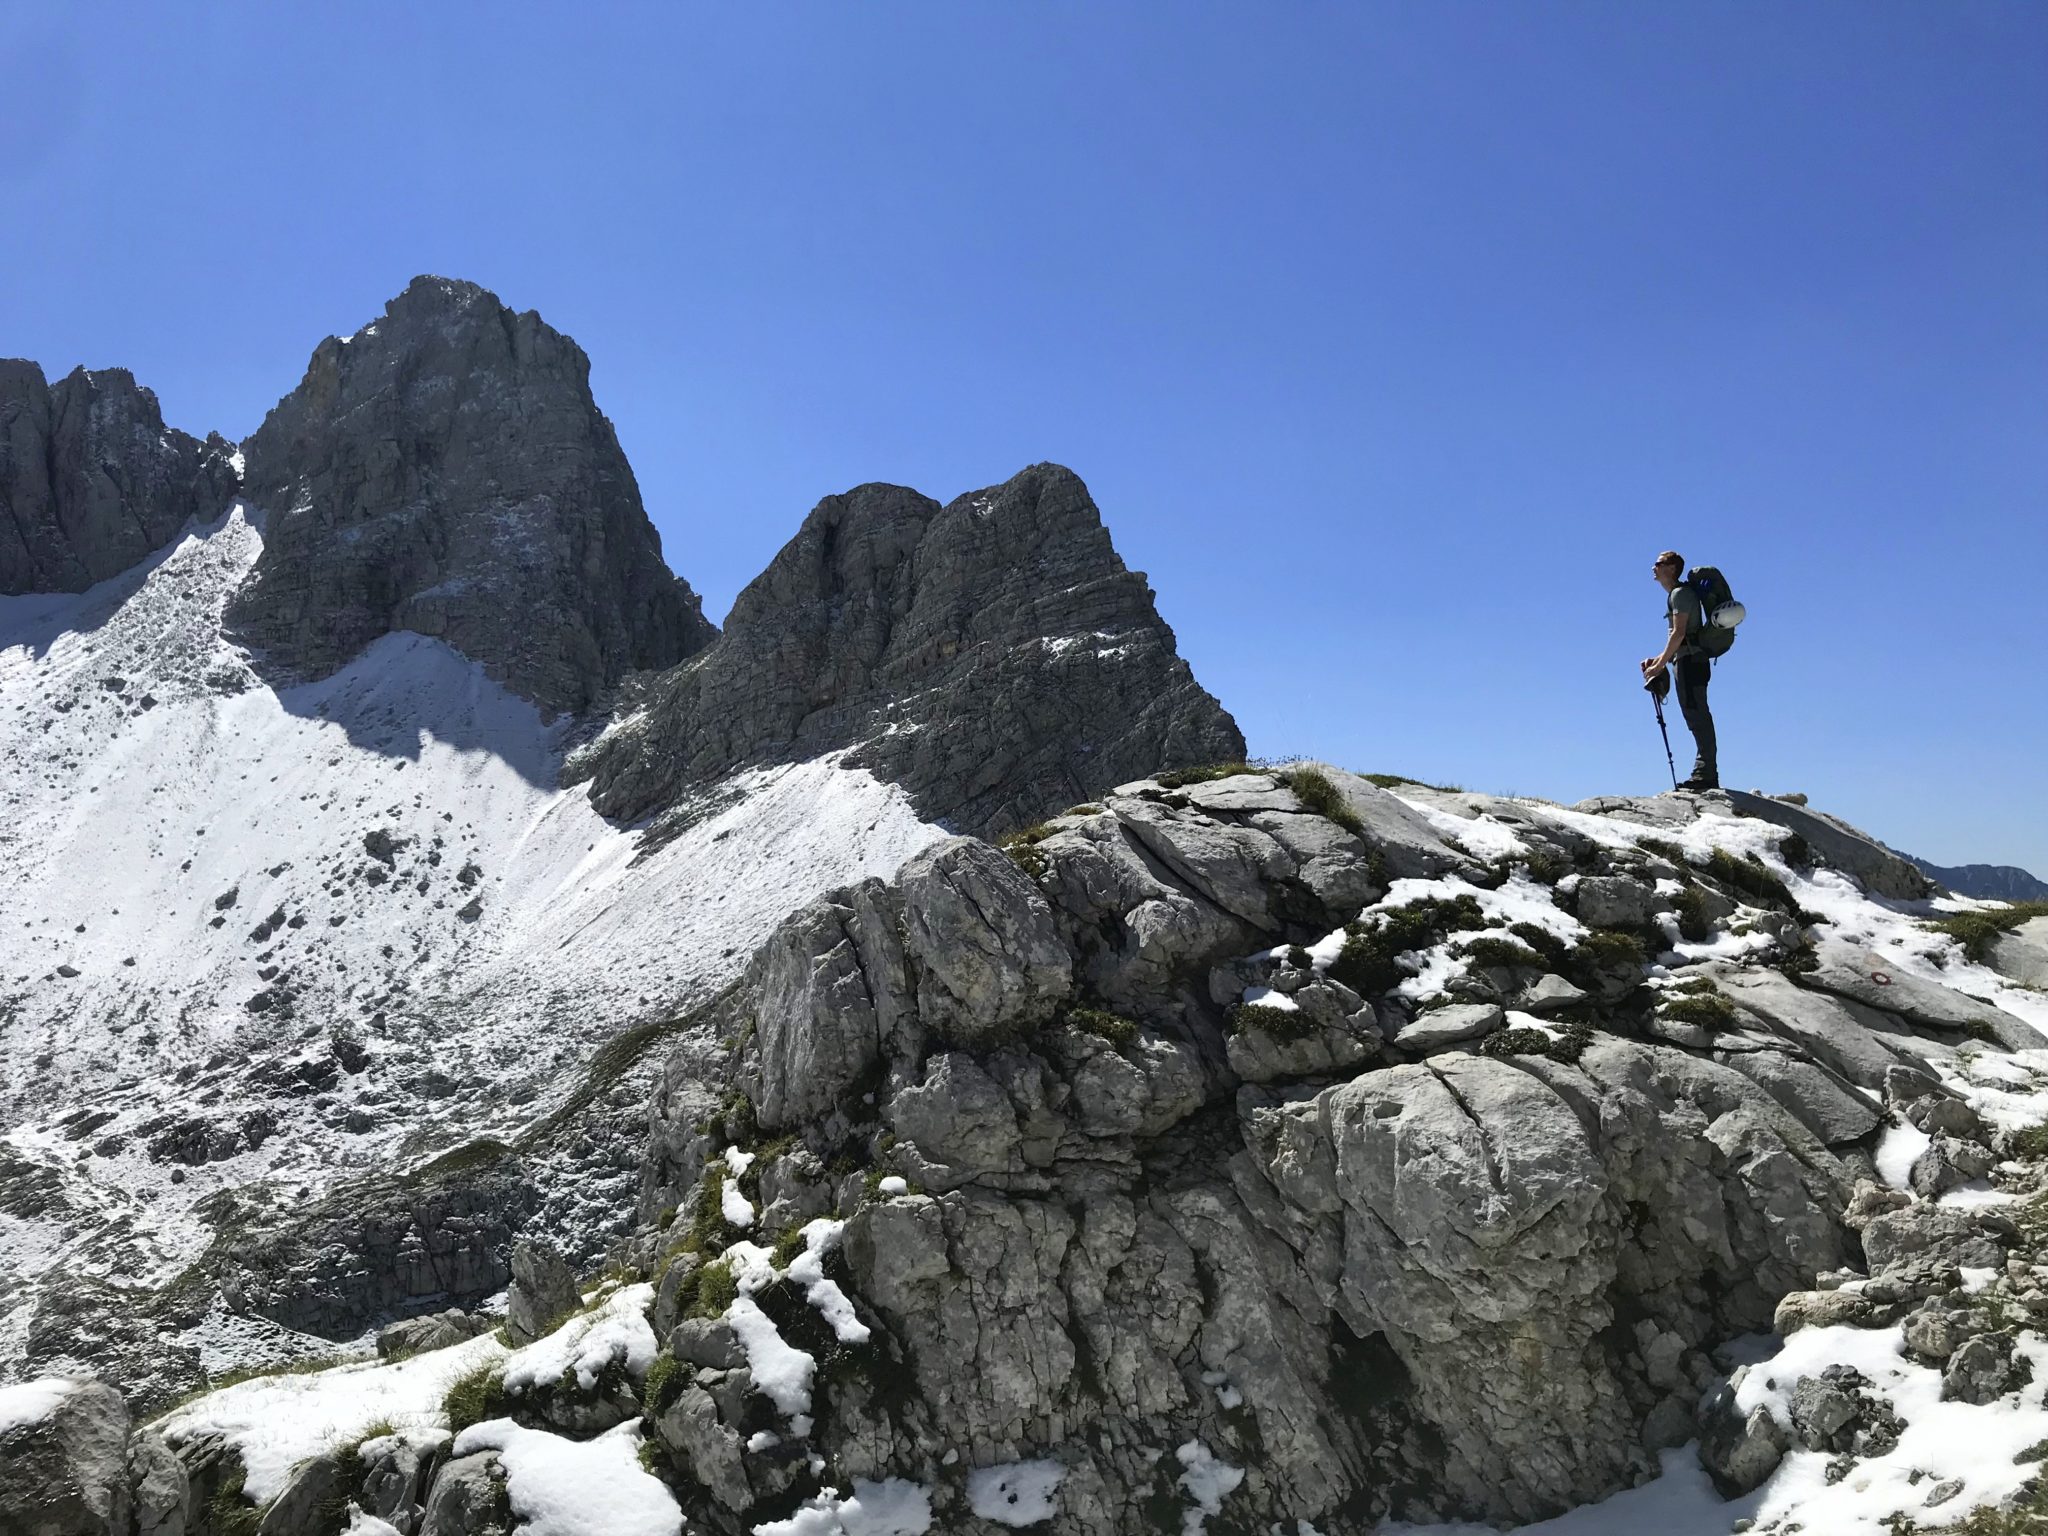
[569,460,1246,836]
[225,275,716,715]
[0,359,239,595]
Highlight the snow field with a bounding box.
[0,507,942,1360]
[454,1418,682,1536]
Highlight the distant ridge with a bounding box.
[1907,854,2048,902]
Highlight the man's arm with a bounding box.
[1641,608,1688,677]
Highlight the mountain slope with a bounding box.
[1907,855,2048,902]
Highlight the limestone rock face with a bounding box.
[568,463,1244,837]
[0,1377,189,1536]
[0,361,238,594]
[227,276,715,714]
[633,771,2013,1532]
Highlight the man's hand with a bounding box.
[1640,656,1667,679]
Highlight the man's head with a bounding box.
[1653,550,1684,591]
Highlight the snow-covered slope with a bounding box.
[0,508,942,1362]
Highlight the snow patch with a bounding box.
[967,1459,1066,1526]
[453,1418,681,1536]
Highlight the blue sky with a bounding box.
[5,3,2044,872]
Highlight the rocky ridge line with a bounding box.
[0,361,239,595]
[567,463,1246,839]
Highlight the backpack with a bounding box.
[1685,565,1745,658]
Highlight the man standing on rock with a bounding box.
[1642,549,1718,790]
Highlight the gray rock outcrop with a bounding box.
[623,768,2031,1532]
[0,1377,189,1536]
[226,276,715,714]
[1,361,239,594]
[567,463,1244,837]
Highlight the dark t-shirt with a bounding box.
[1667,584,1704,658]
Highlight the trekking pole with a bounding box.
[1645,672,1677,790]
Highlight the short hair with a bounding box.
[1656,550,1684,571]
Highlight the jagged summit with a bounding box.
[0,360,239,594]
[570,460,1246,837]
[226,274,717,715]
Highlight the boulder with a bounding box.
[1799,940,2046,1052]
[504,1240,578,1345]
[898,838,1072,1047]
[1574,875,1660,929]
[1986,917,2048,989]
[417,1452,512,1536]
[1723,792,1933,900]
[0,1377,186,1536]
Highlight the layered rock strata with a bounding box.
[0,361,239,594]
[226,276,716,714]
[568,464,1245,838]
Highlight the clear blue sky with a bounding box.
[6,3,2044,873]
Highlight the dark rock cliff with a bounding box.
[568,462,1245,837]
[0,361,239,594]
[226,276,716,715]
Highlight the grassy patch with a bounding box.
[771,1225,811,1267]
[999,822,1057,878]
[1925,902,2048,963]
[1067,1006,1139,1046]
[402,1137,512,1188]
[1701,848,1798,912]
[1637,837,1684,864]
[442,1363,510,1434]
[1480,1019,1595,1064]
[2009,1125,2048,1160]
[1279,766,1364,835]
[1673,885,1714,942]
[1567,928,1649,982]
[1456,937,1546,972]
[206,1464,263,1536]
[1330,895,1488,998]
[1779,831,1812,867]
[1228,1002,1317,1041]
[682,1259,738,1320]
[1362,773,1465,793]
[1154,762,1261,789]
[1659,991,1737,1030]
[643,1351,685,1416]
[1509,923,1568,966]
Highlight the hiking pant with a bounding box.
[1675,654,1716,779]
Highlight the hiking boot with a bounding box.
[1678,773,1720,791]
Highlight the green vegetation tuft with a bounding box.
[2010,1126,2048,1160]
[1228,1002,1317,1041]
[1637,837,1684,864]
[691,1260,739,1319]
[1063,803,1104,817]
[999,822,1058,877]
[1330,896,1488,998]
[1673,885,1714,942]
[1701,848,1798,912]
[1067,1006,1140,1046]
[771,1225,811,1268]
[1457,937,1546,973]
[1153,762,1260,789]
[1779,831,1813,867]
[643,1351,685,1416]
[206,1465,263,1536]
[1569,928,1649,979]
[1508,923,1568,966]
[1924,902,2048,963]
[1361,772,1465,793]
[1659,991,1737,1030]
[1480,1019,1595,1064]
[442,1363,510,1434]
[1278,766,1364,835]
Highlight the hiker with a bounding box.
[1642,549,1718,790]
